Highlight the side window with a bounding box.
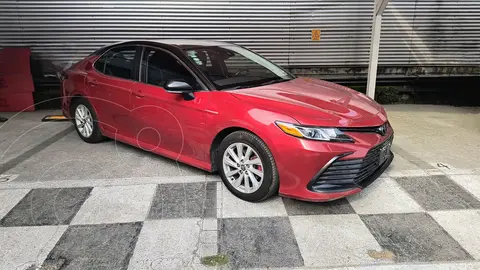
[141,48,200,89]
[93,56,106,73]
[94,46,137,80]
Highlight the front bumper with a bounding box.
[276,133,394,202]
[308,136,393,193]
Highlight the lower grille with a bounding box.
[309,136,393,192]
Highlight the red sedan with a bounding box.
[61,40,393,202]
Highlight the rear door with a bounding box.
[86,45,141,137]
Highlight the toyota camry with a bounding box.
[61,40,394,202]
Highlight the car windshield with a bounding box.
[182,45,295,90]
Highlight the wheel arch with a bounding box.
[69,94,85,115]
[69,95,101,128]
[210,126,259,172]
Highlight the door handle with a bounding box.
[134,91,145,98]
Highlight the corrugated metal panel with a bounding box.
[1,0,479,71]
[381,1,480,65]
[289,1,374,65]
[289,0,480,66]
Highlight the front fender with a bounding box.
[209,105,299,164]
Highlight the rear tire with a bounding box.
[71,98,104,143]
[217,131,279,202]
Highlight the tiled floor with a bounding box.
[71,185,156,225]
[148,182,217,219]
[219,187,287,218]
[0,189,30,218]
[1,173,480,269]
[219,217,304,268]
[0,187,92,226]
[396,175,480,211]
[282,197,355,215]
[347,177,423,214]
[45,222,142,269]
[361,213,472,262]
[290,214,383,267]
[450,174,480,201]
[0,225,68,270]
[128,219,202,269]
[430,210,480,260]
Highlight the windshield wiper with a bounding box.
[257,78,291,87]
[223,78,291,90]
[224,85,245,90]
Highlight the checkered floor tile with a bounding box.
[361,213,473,262]
[1,174,480,269]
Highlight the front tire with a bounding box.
[72,98,103,143]
[217,131,279,202]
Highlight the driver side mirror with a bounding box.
[164,79,195,101]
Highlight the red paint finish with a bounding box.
[62,42,393,202]
[86,63,136,137]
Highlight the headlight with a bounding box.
[275,121,354,143]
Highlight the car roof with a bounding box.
[111,39,235,48]
[152,39,234,47]
[94,39,238,57]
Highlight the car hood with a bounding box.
[229,77,387,127]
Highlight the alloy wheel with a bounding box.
[222,142,264,194]
[75,104,94,138]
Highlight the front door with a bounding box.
[87,45,141,137]
[130,46,209,162]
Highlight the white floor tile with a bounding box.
[71,184,156,225]
[386,154,422,173]
[331,261,480,270]
[430,163,475,175]
[289,214,388,267]
[450,175,480,200]
[219,186,287,218]
[430,210,480,259]
[387,169,428,177]
[201,218,217,231]
[128,219,202,269]
[347,177,423,214]
[0,189,30,219]
[0,225,67,270]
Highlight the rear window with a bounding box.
[94,46,137,80]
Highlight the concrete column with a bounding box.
[366,0,390,99]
